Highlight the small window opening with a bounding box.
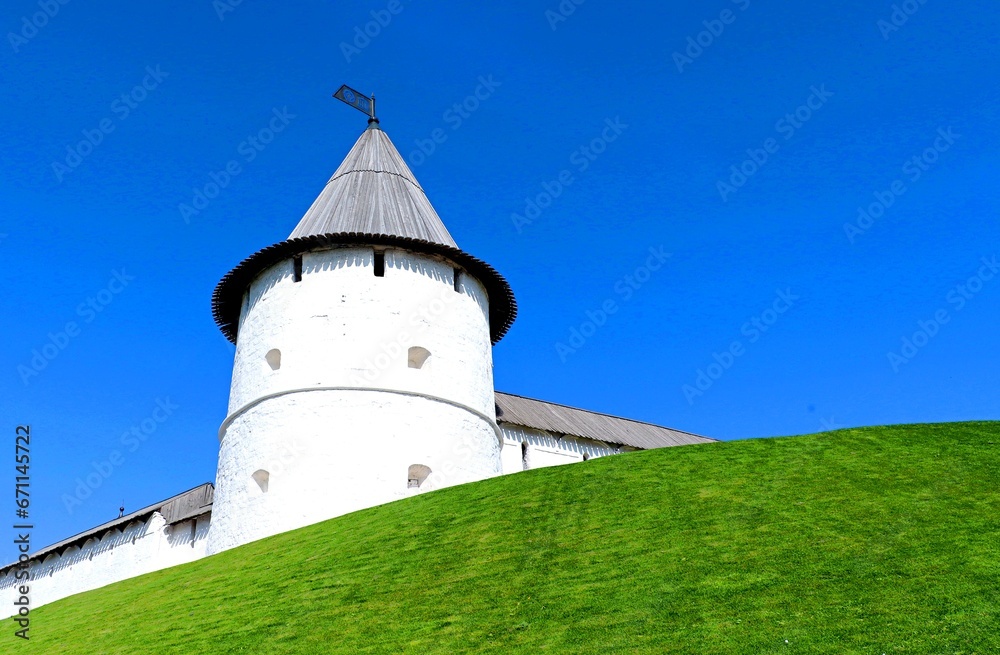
[252,469,270,493]
[582,453,590,461]
[453,268,462,293]
[265,349,281,371]
[408,346,431,369]
[292,256,302,282]
[373,250,385,277]
[190,520,198,547]
[521,441,529,470]
[407,464,432,489]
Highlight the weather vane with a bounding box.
[333,84,378,124]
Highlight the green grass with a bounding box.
[8,422,1000,653]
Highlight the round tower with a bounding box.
[205,122,516,554]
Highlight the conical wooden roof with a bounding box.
[289,125,457,247]
[212,123,517,345]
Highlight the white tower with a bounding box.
[205,120,516,554]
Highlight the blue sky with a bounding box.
[1,0,997,558]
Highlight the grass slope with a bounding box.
[7,422,1000,654]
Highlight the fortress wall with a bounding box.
[0,511,210,617]
[499,424,625,473]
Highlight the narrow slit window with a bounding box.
[521,442,529,470]
[293,256,302,282]
[453,268,462,293]
[373,251,385,277]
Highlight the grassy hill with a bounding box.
[7,422,1000,654]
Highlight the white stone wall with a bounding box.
[207,246,500,554]
[209,392,500,552]
[499,424,626,474]
[0,512,210,617]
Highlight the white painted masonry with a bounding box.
[499,424,627,473]
[1,512,209,616]
[206,246,500,554]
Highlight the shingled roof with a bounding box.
[0,483,214,575]
[212,124,516,344]
[495,392,714,449]
[289,124,457,246]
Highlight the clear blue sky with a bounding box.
[1,0,998,558]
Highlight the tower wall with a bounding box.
[206,246,500,554]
